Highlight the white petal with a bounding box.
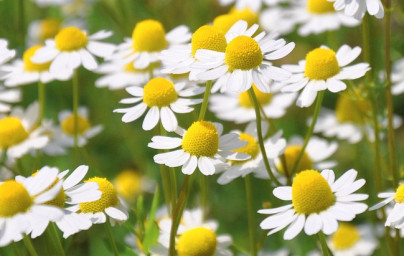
[160,107,178,132]
[273,186,292,201]
[284,214,305,240]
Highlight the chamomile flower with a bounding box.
[0,166,64,246]
[58,107,103,147]
[0,85,20,113]
[259,169,368,240]
[193,20,295,94]
[391,58,404,95]
[0,102,49,159]
[209,83,296,123]
[328,0,384,19]
[114,77,204,132]
[28,18,61,45]
[114,169,154,203]
[109,19,191,70]
[281,45,370,107]
[160,24,227,78]
[2,45,72,87]
[18,165,102,238]
[95,61,159,90]
[217,122,286,184]
[74,176,129,225]
[31,26,116,75]
[149,121,250,175]
[150,208,233,256]
[218,0,263,12]
[327,223,377,256]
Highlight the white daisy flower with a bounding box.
[0,85,21,113]
[209,84,296,124]
[150,208,233,256]
[281,45,370,108]
[17,165,102,238]
[193,20,295,94]
[109,19,191,70]
[148,121,250,175]
[329,0,384,19]
[259,168,368,240]
[58,107,103,147]
[27,18,61,45]
[255,136,338,181]
[218,0,263,12]
[0,102,49,160]
[114,77,204,132]
[72,176,129,225]
[391,58,404,95]
[260,0,359,36]
[2,45,72,87]
[217,122,286,185]
[95,61,160,90]
[31,26,116,76]
[0,166,64,246]
[327,223,377,256]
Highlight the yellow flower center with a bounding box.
[32,171,66,208]
[395,184,404,203]
[176,227,217,256]
[61,114,91,136]
[0,117,29,149]
[307,0,336,14]
[132,20,168,52]
[331,223,360,250]
[79,177,119,213]
[335,93,370,124]
[231,133,259,165]
[0,180,33,217]
[304,48,340,80]
[213,8,258,34]
[278,146,313,174]
[182,121,219,157]
[191,25,227,57]
[23,45,51,72]
[114,169,142,202]
[39,18,61,41]
[142,77,178,107]
[55,27,88,51]
[292,170,335,214]
[225,36,263,71]
[239,84,272,108]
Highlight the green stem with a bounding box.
[249,88,280,186]
[317,232,332,256]
[362,14,373,81]
[158,124,174,214]
[148,65,154,79]
[291,90,324,176]
[198,80,212,121]
[72,70,79,149]
[169,166,177,217]
[245,175,257,256]
[200,173,208,217]
[49,223,66,256]
[23,235,39,256]
[104,222,120,256]
[38,81,45,124]
[12,242,22,256]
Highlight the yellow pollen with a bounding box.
[23,45,51,72]
[278,146,313,175]
[177,227,217,256]
[142,77,178,107]
[0,180,33,217]
[225,35,263,71]
[38,18,61,41]
[335,93,370,124]
[292,170,335,214]
[307,0,336,13]
[191,25,227,57]
[61,114,91,136]
[182,121,219,157]
[79,177,119,213]
[239,84,272,108]
[0,117,29,149]
[395,184,404,203]
[114,169,143,202]
[331,223,360,250]
[304,48,340,80]
[213,8,258,34]
[132,20,167,52]
[55,27,88,51]
[231,133,259,165]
